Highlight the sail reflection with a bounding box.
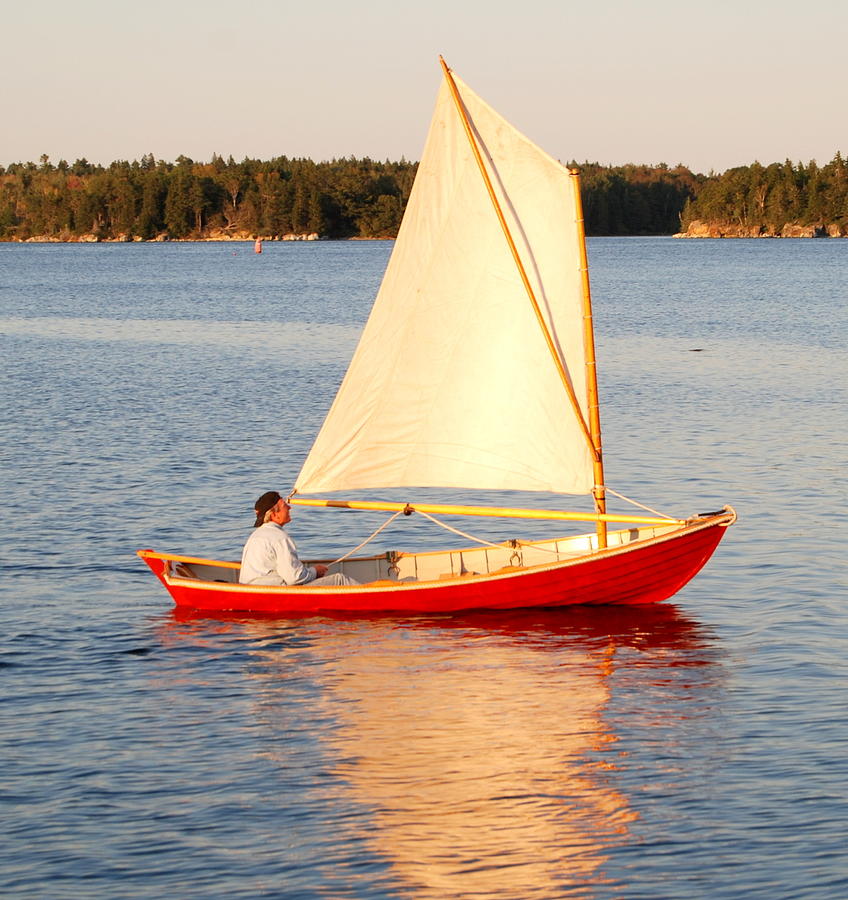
[162,605,715,897]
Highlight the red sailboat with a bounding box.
[138,58,735,613]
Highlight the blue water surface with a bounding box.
[1,238,846,899]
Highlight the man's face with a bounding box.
[269,498,291,526]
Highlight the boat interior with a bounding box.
[165,521,682,587]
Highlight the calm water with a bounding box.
[1,238,846,898]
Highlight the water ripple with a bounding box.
[2,240,847,899]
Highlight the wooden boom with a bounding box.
[289,495,683,526]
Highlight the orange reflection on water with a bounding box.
[317,635,629,895]
[164,605,712,898]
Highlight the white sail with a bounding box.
[294,71,595,497]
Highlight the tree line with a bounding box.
[0,154,416,242]
[1,152,844,241]
[0,153,700,241]
[679,154,848,235]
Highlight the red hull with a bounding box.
[138,511,733,614]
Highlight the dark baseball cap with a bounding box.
[253,490,282,527]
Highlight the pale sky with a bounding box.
[4,0,846,175]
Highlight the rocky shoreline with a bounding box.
[675,220,847,238]
[14,222,848,241]
[11,229,322,244]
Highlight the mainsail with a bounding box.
[294,70,595,498]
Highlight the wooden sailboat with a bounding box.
[138,58,735,614]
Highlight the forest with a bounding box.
[0,152,845,241]
[679,154,848,236]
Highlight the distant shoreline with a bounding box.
[4,232,395,244]
[676,220,847,239]
[10,221,848,243]
[8,231,844,243]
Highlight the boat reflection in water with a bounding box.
[163,605,717,897]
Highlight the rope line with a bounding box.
[414,510,513,549]
[416,511,570,558]
[603,487,677,520]
[329,510,406,564]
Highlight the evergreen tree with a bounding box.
[290,181,307,233]
[135,171,166,239]
[164,170,193,237]
[107,174,138,235]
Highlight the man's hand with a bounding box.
[314,564,329,577]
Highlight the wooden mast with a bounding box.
[569,168,607,548]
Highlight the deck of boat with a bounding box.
[156,521,683,587]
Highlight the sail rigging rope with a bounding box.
[603,487,677,520]
[325,487,676,566]
[328,510,406,564]
[327,507,527,567]
[414,510,519,550]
